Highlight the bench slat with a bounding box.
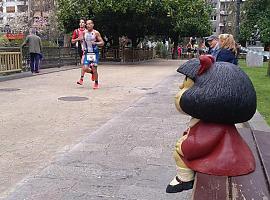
[252,130,270,188]
[192,173,228,200]
[231,128,270,199]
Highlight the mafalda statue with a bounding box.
[166,55,257,193]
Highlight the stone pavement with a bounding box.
[1,59,269,200]
[0,60,192,199]
[3,73,192,200]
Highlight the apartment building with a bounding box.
[0,0,55,33]
[0,0,28,31]
[207,0,245,35]
[29,0,55,30]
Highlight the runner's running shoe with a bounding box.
[93,83,99,89]
[77,79,83,85]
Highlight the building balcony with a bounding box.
[219,23,225,27]
[220,10,228,16]
[3,1,28,7]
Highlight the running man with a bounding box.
[72,18,86,83]
[77,19,104,89]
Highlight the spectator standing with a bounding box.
[216,34,238,65]
[206,35,220,58]
[177,45,182,59]
[21,28,42,73]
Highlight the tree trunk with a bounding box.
[172,35,179,59]
[63,34,70,47]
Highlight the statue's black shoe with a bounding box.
[166,177,194,193]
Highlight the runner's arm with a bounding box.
[93,31,104,47]
[71,30,83,44]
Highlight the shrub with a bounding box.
[155,42,169,58]
[0,36,10,46]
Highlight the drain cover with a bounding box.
[0,88,20,92]
[147,92,158,95]
[137,87,152,90]
[58,96,89,101]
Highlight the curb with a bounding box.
[0,65,80,82]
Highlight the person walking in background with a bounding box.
[77,19,104,89]
[186,41,192,59]
[198,40,207,55]
[216,34,238,65]
[21,28,42,73]
[206,35,220,58]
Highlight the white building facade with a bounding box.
[208,0,245,35]
[0,0,29,31]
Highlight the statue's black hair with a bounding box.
[177,59,257,124]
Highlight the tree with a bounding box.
[240,0,270,47]
[164,0,212,58]
[8,13,29,33]
[56,0,212,49]
[56,0,93,33]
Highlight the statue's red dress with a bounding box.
[181,121,255,176]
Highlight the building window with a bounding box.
[17,5,28,12]
[6,6,15,13]
[7,17,14,22]
[211,15,217,21]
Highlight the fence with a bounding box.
[0,52,22,74]
[100,47,155,62]
[0,47,155,74]
[100,48,121,62]
[21,47,79,69]
[122,48,155,62]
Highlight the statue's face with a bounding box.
[175,76,194,114]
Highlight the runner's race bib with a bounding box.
[86,53,96,62]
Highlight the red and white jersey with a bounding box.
[72,28,85,46]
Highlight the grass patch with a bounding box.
[239,59,270,125]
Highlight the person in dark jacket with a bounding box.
[216,34,238,65]
[206,35,220,57]
[21,28,42,73]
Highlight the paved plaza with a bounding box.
[0,60,192,199]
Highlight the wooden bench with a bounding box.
[192,128,270,200]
